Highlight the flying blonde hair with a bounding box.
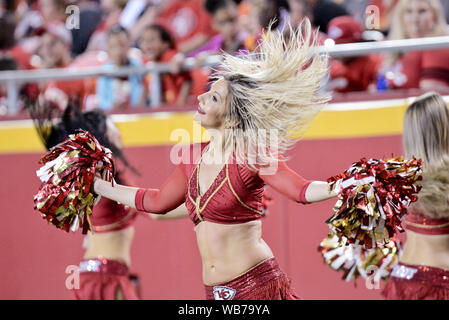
[214,19,330,171]
[403,92,449,218]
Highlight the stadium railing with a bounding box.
[1,35,449,115]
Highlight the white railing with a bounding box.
[1,36,449,114]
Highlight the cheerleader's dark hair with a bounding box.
[28,99,139,184]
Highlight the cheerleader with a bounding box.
[93,20,337,300]
[30,102,140,300]
[383,92,449,300]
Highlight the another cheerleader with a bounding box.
[30,102,140,300]
[383,92,449,300]
[93,20,337,300]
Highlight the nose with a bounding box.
[197,92,206,104]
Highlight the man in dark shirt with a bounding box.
[70,0,102,56]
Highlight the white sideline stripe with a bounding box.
[326,95,449,111]
[0,119,34,129]
[0,111,196,129]
[0,96,448,129]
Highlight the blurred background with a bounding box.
[1,0,449,299]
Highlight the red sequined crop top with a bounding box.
[135,142,312,225]
[404,213,449,235]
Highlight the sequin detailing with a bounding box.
[204,258,301,300]
[80,260,102,272]
[390,262,449,287]
[187,160,228,221]
[404,214,449,235]
[186,142,263,225]
[391,264,418,280]
[196,164,228,209]
[79,258,129,276]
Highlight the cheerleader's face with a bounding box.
[194,78,229,130]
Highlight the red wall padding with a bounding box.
[0,134,403,299]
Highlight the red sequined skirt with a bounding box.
[204,258,301,300]
[383,262,449,300]
[73,258,139,300]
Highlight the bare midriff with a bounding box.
[84,226,135,267]
[195,219,274,285]
[400,230,449,271]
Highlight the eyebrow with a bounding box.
[213,91,223,100]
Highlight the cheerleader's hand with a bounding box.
[329,178,343,197]
[92,174,117,195]
[92,174,102,195]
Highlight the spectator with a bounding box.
[383,0,449,90]
[288,0,312,28]
[0,10,15,49]
[286,0,328,44]
[36,23,72,69]
[140,24,192,106]
[126,1,162,45]
[70,0,102,56]
[156,0,214,55]
[192,0,247,56]
[0,0,15,13]
[235,0,254,35]
[86,0,127,52]
[39,0,67,25]
[187,0,250,97]
[243,0,289,51]
[14,1,43,54]
[328,16,383,93]
[0,11,39,102]
[96,25,144,110]
[0,57,21,115]
[297,0,349,33]
[13,0,71,58]
[0,11,32,70]
[36,24,86,110]
[255,0,285,31]
[339,0,370,26]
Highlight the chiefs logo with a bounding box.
[213,286,236,300]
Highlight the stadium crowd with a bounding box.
[1,0,449,114]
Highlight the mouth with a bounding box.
[197,105,206,115]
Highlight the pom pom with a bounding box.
[319,156,422,282]
[326,156,422,249]
[34,130,115,234]
[319,231,402,282]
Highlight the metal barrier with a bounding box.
[1,36,449,114]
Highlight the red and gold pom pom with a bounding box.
[34,130,115,234]
[319,231,401,282]
[326,157,422,249]
[319,156,422,282]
